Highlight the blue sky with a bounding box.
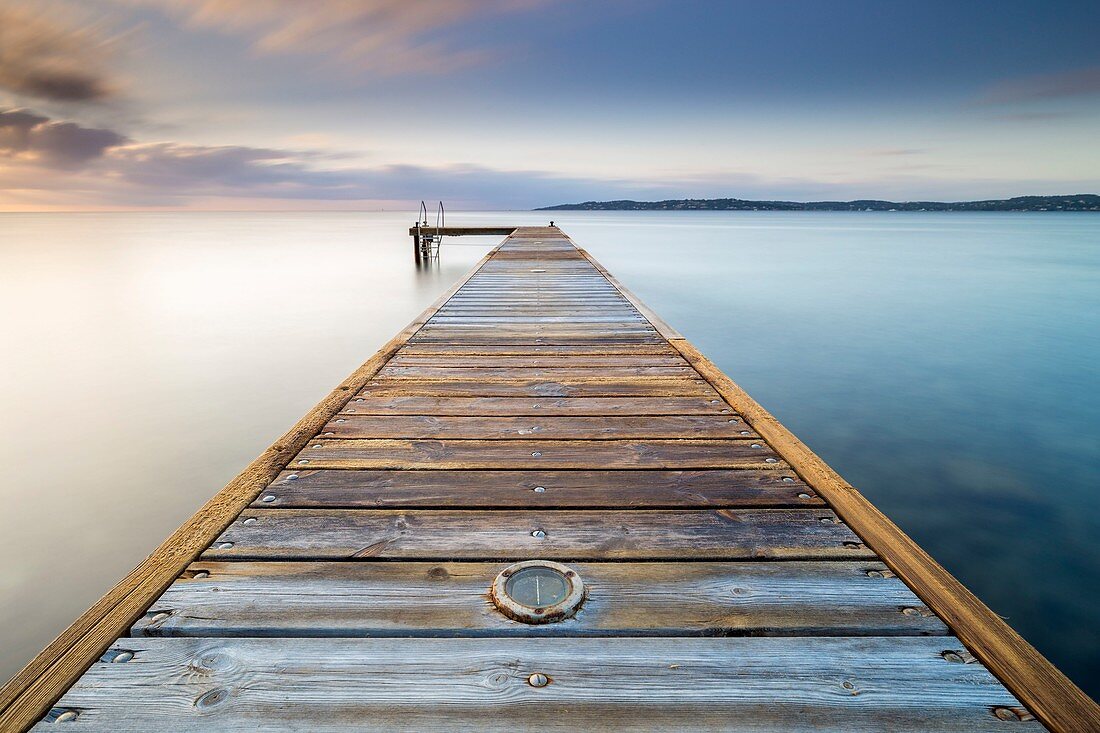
[1,0,1098,209]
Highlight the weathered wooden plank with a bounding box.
[291,438,783,469]
[341,396,734,415]
[388,354,690,366]
[420,321,647,328]
[202,509,873,560]
[36,637,1033,732]
[375,366,697,379]
[255,469,818,508]
[133,561,945,637]
[428,316,649,323]
[397,344,680,355]
[360,379,720,397]
[320,414,756,439]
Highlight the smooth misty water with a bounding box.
[1,211,1097,700]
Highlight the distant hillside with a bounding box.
[538,194,1100,212]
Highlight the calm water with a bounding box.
[1,211,1098,700]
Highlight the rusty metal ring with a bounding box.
[490,560,585,624]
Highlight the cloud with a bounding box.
[4,108,1097,211]
[0,108,128,166]
[0,106,645,207]
[977,66,1100,105]
[0,3,120,101]
[117,0,548,74]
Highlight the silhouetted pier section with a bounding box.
[410,223,517,264]
[3,226,1097,731]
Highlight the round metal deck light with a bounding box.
[491,561,585,624]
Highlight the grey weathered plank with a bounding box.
[387,355,689,366]
[374,366,698,379]
[320,415,756,439]
[361,379,720,397]
[291,438,783,469]
[255,469,817,508]
[341,396,734,415]
[133,561,946,638]
[203,509,873,560]
[396,344,680,355]
[36,637,1034,732]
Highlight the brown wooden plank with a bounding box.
[133,561,946,637]
[375,366,697,379]
[341,396,734,415]
[202,509,873,560]
[361,379,720,397]
[255,469,818,508]
[36,637,1032,732]
[291,438,783,469]
[388,355,690,366]
[397,344,679,356]
[320,414,756,439]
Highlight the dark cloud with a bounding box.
[0,5,117,101]
[0,108,128,166]
[977,66,1100,105]
[0,107,637,206]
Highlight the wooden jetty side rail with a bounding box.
[4,227,1097,731]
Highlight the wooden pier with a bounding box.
[4,226,1098,730]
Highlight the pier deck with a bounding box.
[5,227,1097,730]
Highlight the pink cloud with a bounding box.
[118,0,550,74]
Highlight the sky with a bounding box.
[1,0,1099,210]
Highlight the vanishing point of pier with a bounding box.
[2,227,1097,731]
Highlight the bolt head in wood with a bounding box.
[533,486,546,493]
[262,495,276,502]
[528,673,549,687]
[531,529,546,538]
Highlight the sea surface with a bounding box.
[1,210,1097,699]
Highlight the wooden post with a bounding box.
[413,223,422,265]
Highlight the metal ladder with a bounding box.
[415,201,445,261]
